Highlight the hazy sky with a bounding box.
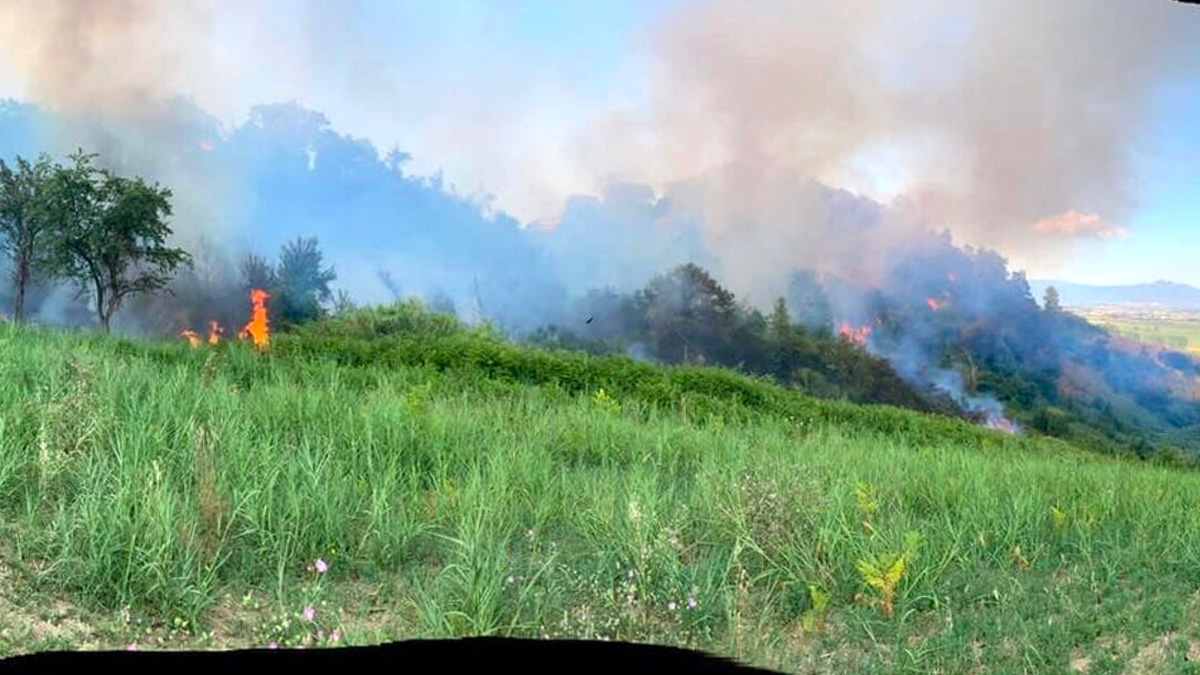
[0,0,1196,287]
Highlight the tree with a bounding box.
[638,263,738,364]
[275,236,336,325]
[1043,285,1062,313]
[240,252,277,294]
[769,296,792,342]
[44,150,193,333]
[768,296,795,382]
[0,153,54,322]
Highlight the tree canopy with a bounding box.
[0,153,54,322]
[0,149,192,331]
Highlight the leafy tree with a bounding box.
[1043,285,1062,313]
[240,252,277,295]
[43,150,192,332]
[769,296,792,343]
[638,263,739,364]
[768,296,796,382]
[0,153,54,322]
[275,236,336,325]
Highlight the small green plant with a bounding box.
[800,584,830,633]
[856,482,879,537]
[1050,504,1068,532]
[1011,545,1030,572]
[403,380,435,414]
[856,531,921,619]
[594,387,622,413]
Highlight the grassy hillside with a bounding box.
[4,303,1200,673]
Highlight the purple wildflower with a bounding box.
[315,559,329,574]
[303,607,316,622]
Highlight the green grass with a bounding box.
[4,309,1200,673]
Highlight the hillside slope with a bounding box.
[3,306,1200,673]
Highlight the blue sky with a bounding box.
[1072,80,1200,287]
[1032,79,1200,287]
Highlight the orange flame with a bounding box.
[180,329,201,349]
[208,320,224,345]
[240,289,270,350]
[838,322,872,346]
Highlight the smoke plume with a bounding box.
[571,0,1200,287]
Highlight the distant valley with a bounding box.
[1029,279,1200,309]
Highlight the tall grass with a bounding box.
[3,313,1200,671]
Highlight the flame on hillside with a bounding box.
[839,322,872,346]
[181,289,270,351]
[239,289,271,350]
[181,328,201,348]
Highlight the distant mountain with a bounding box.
[1028,279,1200,309]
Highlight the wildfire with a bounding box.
[239,289,271,350]
[180,329,201,349]
[839,322,872,346]
[179,289,270,351]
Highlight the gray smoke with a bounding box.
[570,0,1200,293]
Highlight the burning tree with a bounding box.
[40,150,192,333]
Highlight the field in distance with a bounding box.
[1074,305,1200,355]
